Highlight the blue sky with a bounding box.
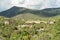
[0,0,60,12]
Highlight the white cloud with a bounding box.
[0,0,13,12]
[0,0,60,12]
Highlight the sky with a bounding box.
[0,0,60,12]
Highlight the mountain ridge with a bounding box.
[0,6,60,18]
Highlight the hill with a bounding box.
[0,6,60,40]
[0,6,60,18]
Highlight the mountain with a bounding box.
[0,6,60,18]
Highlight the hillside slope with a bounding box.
[0,6,60,18]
